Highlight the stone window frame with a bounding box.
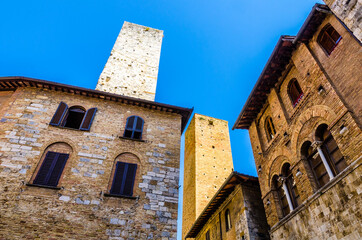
[301,124,348,190]
[224,208,232,232]
[287,78,304,108]
[27,142,73,190]
[265,116,276,142]
[317,23,342,56]
[104,152,141,199]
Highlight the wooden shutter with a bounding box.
[33,151,69,187]
[110,162,126,195]
[110,162,137,196]
[47,153,69,186]
[49,102,68,126]
[34,152,57,185]
[123,163,137,196]
[80,108,97,131]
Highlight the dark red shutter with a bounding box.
[34,151,57,185]
[80,108,97,131]
[50,102,68,126]
[123,163,137,196]
[110,162,126,195]
[47,153,69,186]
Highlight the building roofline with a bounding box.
[185,171,258,238]
[232,4,331,130]
[0,76,193,133]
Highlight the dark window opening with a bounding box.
[49,102,97,131]
[265,117,276,141]
[318,24,342,55]
[62,107,85,129]
[288,79,303,107]
[225,209,232,232]
[205,230,210,240]
[316,124,347,175]
[123,116,144,140]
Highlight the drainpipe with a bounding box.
[313,141,334,180]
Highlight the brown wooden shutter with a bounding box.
[50,102,68,126]
[80,108,97,131]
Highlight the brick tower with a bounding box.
[96,21,163,101]
[182,114,234,239]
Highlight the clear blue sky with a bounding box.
[0,0,322,238]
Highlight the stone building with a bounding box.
[0,22,192,239]
[185,172,269,240]
[323,0,362,42]
[182,114,269,240]
[233,4,361,239]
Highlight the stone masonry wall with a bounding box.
[0,87,182,239]
[194,183,269,240]
[249,11,362,239]
[96,21,163,101]
[323,0,362,42]
[270,160,361,239]
[183,114,234,239]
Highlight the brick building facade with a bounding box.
[233,4,361,239]
[0,22,192,239]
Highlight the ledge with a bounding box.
[49,125,89,132]
[103,193,138,199]
[119,136,146,142]
[26,183,61,190]
[270,157,361,232]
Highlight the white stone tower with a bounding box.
[96,21,163,101]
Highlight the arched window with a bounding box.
[123,116,144,140]
[288,79,303,107]
[265,116,276,141]
[50,102,97,131]
[273,175,290,216]
[273,164,300,217]
[315,124,347,176]
[108,153,140,197]
[318,24,342,55]
[302,141,330,188]
[31,142,72,188]
[225,209,232,232]
[281,164,300,209]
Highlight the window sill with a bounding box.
[103,193,138,199]
[119,136,146,142]
[49,124,89,132]
[26,183,61,190]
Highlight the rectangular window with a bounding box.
[33,151,69,187]
[205,230,210,240]
[110,162,137,196]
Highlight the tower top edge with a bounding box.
[123,21,164,33]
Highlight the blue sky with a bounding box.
[0,0,322,238]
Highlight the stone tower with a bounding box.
[182,114,234,239]
[96,21,163,101]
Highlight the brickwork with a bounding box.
[245,13,362,239]
[0,87,182,239]
[323,0,362,42]
[96,22,163,101]
[194,184,269,240]
[182,114,234,239]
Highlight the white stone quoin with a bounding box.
[96,21,163,101]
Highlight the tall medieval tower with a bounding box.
[182,114,234,239]
[96,21,163,101]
